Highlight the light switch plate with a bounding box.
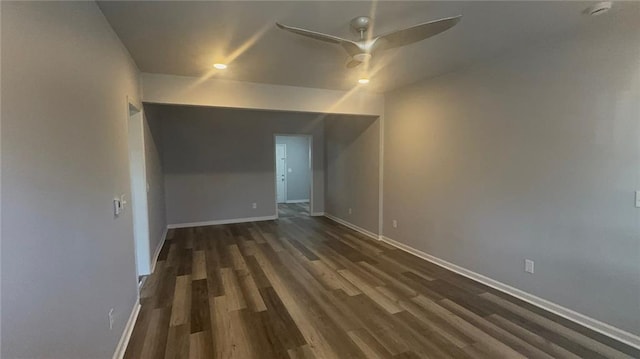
[113,198,122,216]
[635,191,640,208]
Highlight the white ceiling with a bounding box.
[97,1,634,93]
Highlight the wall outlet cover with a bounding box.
[525,259,535,274]
[108,308,115,330]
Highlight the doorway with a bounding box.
[127,101,151,280]
[275,135,312,218]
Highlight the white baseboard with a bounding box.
[380,235,640,350]
[323,213,380,241]
[167,215,277,229]
[112,299,141,359]
[310,212,325,217]
[150,227,168,274]
[285,199,309,204]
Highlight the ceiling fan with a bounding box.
[276,15,462,68]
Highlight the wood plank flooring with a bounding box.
[278,203,309,218]
[126,216,640,359]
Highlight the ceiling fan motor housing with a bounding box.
[350,16,372,33]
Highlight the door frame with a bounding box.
[273,134,313,218]
[126,98,151,279]
[275,143,288,204]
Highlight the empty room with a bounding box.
[1,1,639,358]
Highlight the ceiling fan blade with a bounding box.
[276,22,361,56]
[374,15,461,51]
[346,58,362,68]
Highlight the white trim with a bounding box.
[323,213,379,241]
[273,137,279,217]
[378,114,384,239]
[127,102,151,276]
[310,212,325,217]
[112,300,141,359]
[167,215,277,229]
[379,235,640,350]
[150,227,168,273]
[285,199,309,204]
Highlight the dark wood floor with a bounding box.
[278,202,310,218]
[125,216,640,359]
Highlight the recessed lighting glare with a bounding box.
[358,78,370,85]
[213,63,227,70]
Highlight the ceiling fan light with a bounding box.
[353,53,372,62]
[213,63,227,70]
[358,78,370,84]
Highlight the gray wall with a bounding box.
[143,111,167,263]
[325,115,380,234]
[383,9,640,336]
[146,105,325,225]
[1,2,141,358]
[276,136,310,202]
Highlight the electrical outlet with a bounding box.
[108,308,115,330]
[348,208,352,215]
[524,259,535,274]
[252,203,257,209]
[392,220,398,228]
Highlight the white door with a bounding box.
[276,144,287,203]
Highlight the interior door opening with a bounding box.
[275,135,312,218]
